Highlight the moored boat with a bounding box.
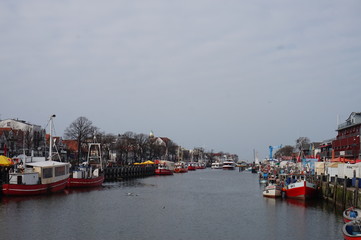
[174,161,188,173]
[211,162,223,169]
[284,176,317,199]
[344,207,361,223]
[259,172,268,184]
[2,115,70,196]
[67,169,104,188]
[2,161,70,196]
[343,219,361,240]
[195,162,206,169]
[187,162,197,171]
[67,141,104,188]
[262,175,282,198]
[222,160,236,170]
[155,163,173,175]
[263,184,282,198]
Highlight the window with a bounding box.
[43,168,53,179]
[55,166,65,177]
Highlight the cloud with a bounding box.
[1,0,361,159]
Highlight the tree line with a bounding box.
[273,137,312,160]
[64,116,220,165]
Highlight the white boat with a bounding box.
[222,160,236,170]
[263,184,282,198]
[262,176,282,198]
[211,162,223,169]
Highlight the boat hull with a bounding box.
[223,166,235,170]
[2,178,68,196]
[263,185,282,198]
[67,175,104,188]
[344,207,361,223]
[188,166,196,171]
[285,180,317,199]
[343,220,361,240]
[155,169,173,175]
[174,168,188,173]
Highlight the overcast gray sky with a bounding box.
[1,1,360,161]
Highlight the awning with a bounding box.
[0,155,15,166]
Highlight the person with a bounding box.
[18,160,24,173]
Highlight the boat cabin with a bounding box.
[9,161,70,185]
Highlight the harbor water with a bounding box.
[0,169,344,240]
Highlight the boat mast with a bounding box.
[49,114,56,161]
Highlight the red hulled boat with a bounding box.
[195,162,206,169]
[187,162,197,171]
[67,174,104,188]
[284,179,317,199]
[2,162,70,196]
[67,142,104,188]
[343,219,361,240]
[2,115,71,196]
[155,164,173,175]
[344,207,361,223]
[174,161,188,173]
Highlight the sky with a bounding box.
[1,0,361,161]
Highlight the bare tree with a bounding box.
[99,133,116,161]
[64,116,97,164]
[274,145,295,159]
[134,133,149,162]
[167,140,178,161]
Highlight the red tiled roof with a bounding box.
[62,140,79,152]
[0,128,22,135]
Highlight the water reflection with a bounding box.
[0,170,346,240]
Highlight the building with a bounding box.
[0,119,42,132]
[0,119,45,157]
[318,138,334,161]
[332,112,361,161]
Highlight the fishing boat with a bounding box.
[344,207,361,223]
[2,161,70,196]
[263,184,282,198]
[259,172,268,184]
[284,176,317,199]
[155,163,173,175]
[262,175,282,198]
[343,219,361,240]
[187,162,197,171]
[195,162,206,169]
[174,161,188,173]
[67,140,104,188]
[2,115,70,196]
[222,160,236,170]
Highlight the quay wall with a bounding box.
[317,174,361,208]
[104,165,156,181]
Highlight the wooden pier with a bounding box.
[317,174,361,209]
[104,165,156,181]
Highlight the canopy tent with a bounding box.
[142,160,155,165]
[0,155,15,166]
[134,160,155,165]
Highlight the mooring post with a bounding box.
[343,176,347,209]
[356,178,360,208]
[354,170,357,207]
[334,175,338,205]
